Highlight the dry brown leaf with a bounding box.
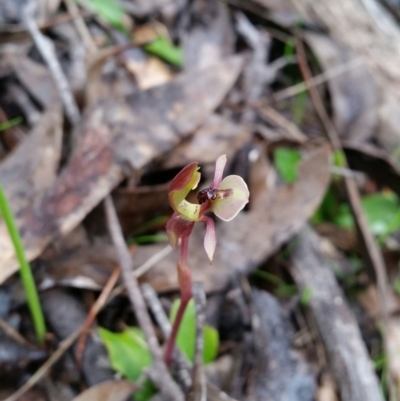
[0,56,243,284]
[71,380,137,401]
[344,143,400,196]
[135,145,331,292]
[124,51,173,90]
[7,54,59,110]
[291,227,384,401]
[0,108,63,211]
[357,285,400,319]
[257,0,400,151]
[161,113,251,168]
[114,182,169,234]
[316,373,338,401]
[304,33,378,144]
[183,0,234,70]
[37,243,118,290]
[387,317,400,391]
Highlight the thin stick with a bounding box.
[23,2,81,127]
[142,283,193,390]
[134,245,173,278]
[4,244,169,401]
[190,283,207,401]
[109,245,172,299]
[142,283,240,401]
[75,265,121,366]
[273,56,363,102]
[104,195,184,401]
[0,318,30,346]
[295,35,393,399]
[63,0,97,53]
[4,327,81,401]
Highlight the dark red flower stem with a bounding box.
[164,233,193,366]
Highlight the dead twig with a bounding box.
[110,245,173,299]
[295,35,393,399]
[75,265,121,367]
[141,283,193,391]
[23,2,81,127]
[273,57,363,102]
[0,318,30,346]
[295,35,389,321]
[142,283,239,401]
[190,283,207,401]
[104,195,184,401]
[63,0,97,53]
[4,328,81,401]
[4,245,170,401]
[291,227,384,401]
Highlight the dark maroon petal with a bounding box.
[166,212,195,248]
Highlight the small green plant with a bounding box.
[0,116,22,131]
[335,192,400,236]
[273,147,301,184]
[143,37,183,67]
[300,287,312,306]
[252,270,297,298]
[165,155,249,365]
[99,327,155,401]
[131,234,169,244]
[0,185,46,343]
[169,299,219,364]
[79,0,130,32]
[99,303,219,400]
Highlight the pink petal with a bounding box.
[201,215,216,264]
[211,155,227,189]
[212,175,249,221]
[166,212,195,248]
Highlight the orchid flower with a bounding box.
[164,155,249,365]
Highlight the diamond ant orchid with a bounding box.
[164,154,249,365]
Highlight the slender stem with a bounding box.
[0,185,46,343]
[164,234,193,366]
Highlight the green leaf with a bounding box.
[203,325,219,364]
[143,37,183,67]
[99,327,152,381]
[311,186,339,224]
[170,299,219,364]
[0,116,22,131]
[131,234,168,245]
[98,327,155,401]
[82,0,129,32]
[275,284,297,298]
[394,275,400,296]
[300,287,312,306]
[132,215,169,236]
[333,150,346,168]
[253,270,297,298]
[273,148,301,184]
[335,192,400,236]
[283,37,295,60]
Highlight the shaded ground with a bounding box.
[1,0,400,400]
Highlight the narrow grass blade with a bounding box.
[0,185,46,343]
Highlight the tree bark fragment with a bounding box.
[291,227,384,401]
